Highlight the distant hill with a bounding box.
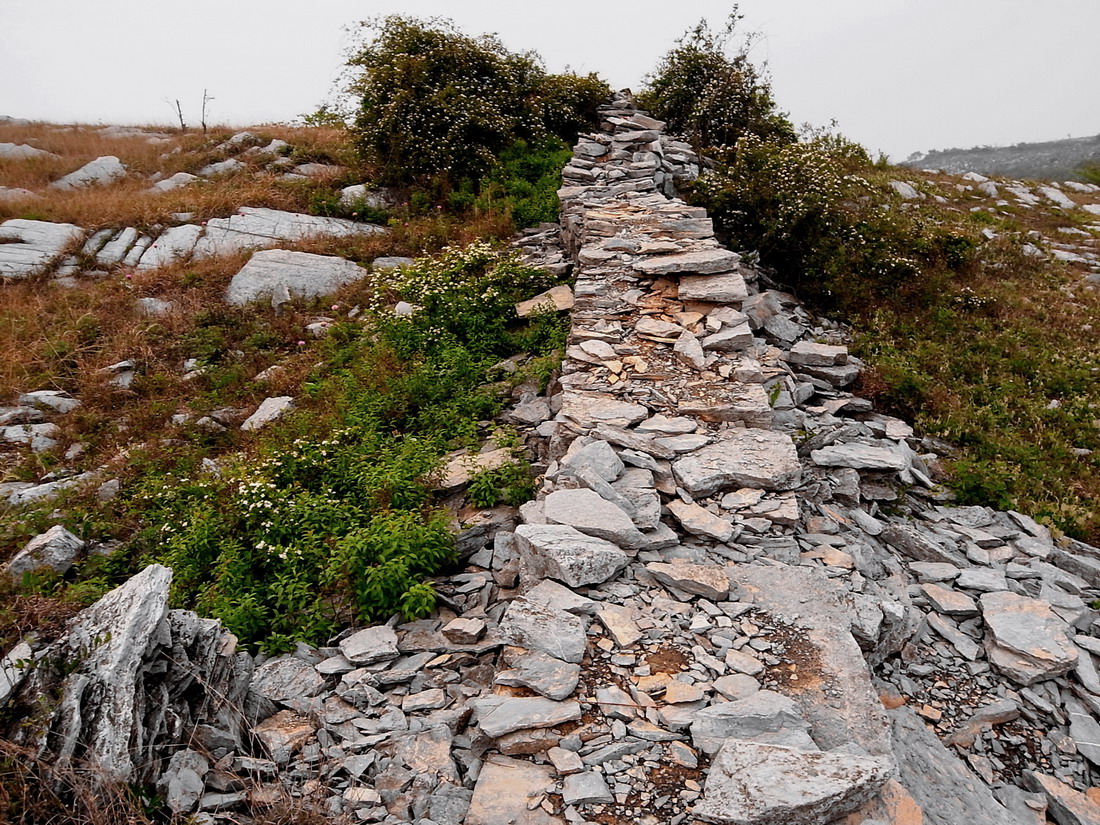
[902,134,1100,181]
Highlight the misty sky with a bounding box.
[1,0,1097,160]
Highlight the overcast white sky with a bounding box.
[1,0,1097,160]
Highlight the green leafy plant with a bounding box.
[345,15,609,186]
[639,9,795,152]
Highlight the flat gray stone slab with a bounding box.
[1022,770,1100,825]
[192,207,385,260]
[674,429,801,496]
[694,739,892,825]
[690,690,815,755]
[50,155,126,189]
[515,523,630,588]
[981,590,1077,685]
[0,219,84,279]
[645,561,730,600]
[499,594,587,664]
[495,648,580,700]
[251,657,325,703]
[473,695,582,738]
[731,565,894,759]
[543,488,645,549]
[339,625,399,665]
[634,248,740,276]
[137,224,203,271]
[225,249,366,306]
[811,443,908,471]
[466,756,562,825]
[678,271,749,303]
[559,390,648,429]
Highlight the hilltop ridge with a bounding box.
[903,133,1100,182]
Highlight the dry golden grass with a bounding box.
[0,121,365,226]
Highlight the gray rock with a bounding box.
[19,389,80,414]
[240,396,294,431]
[50,156,126,189]
[634,248,740,276]
[193,207,385,260]
[921,583,979,617]
[674,429,802,496]
[226,249,366,306]
[514,523,630,588]
[0,219,85,279]
[339,625,400,666]
[881,524,968,567]
[645,561,730,600]
[1065,695,1100,767]
[788,341,848,366]
[137,225,203,270]
[562,771,613,805]
[690,690,815,755]
[474,696,582,738]
[889,180,921,200]
[495,648,581,700]
[371,256,415,272]
[667,500,734,542]
[811,443,908,472]
[956,568,1009,592]
[499,595,587,664]
[678,271,749,303]
[466,755,559,825]
[0,142,58,160]
[0,642,32,708]
[1022,770,1100,825]
[560,438,624,482]
[517,285,574,317]
[156,748,209,814]
[732,566,894,758]
[251,656,325,703]
[441,617,486,644]
[151,171,199,192]
[6,524,85,579]
[695,739,892,825]
[890,705,1027,824]
[558,390,648,429]
[23,565,175,781]
[981,590,1077,685]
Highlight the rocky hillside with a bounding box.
[4,98,1100,825]
[903,133,1100,182]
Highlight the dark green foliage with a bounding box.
[120,245,566,651]
[476,138,574,228]
[639,10,794,152]
[346,15,609,185]
[692,134,978,314]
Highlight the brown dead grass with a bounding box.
[0,741,153,825]
[0,121,364,227]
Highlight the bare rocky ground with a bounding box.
[4,100,1100,825]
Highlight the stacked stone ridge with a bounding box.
[7,95,1100,825]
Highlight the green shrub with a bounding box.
[346,15,609,186]
[692,133,978,314]
[639,10,794,152]
[476,137,574,227]
[120,244,568,651]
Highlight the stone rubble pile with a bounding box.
[6,99,1100,825]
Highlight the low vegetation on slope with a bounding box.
[0,15,605,654]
